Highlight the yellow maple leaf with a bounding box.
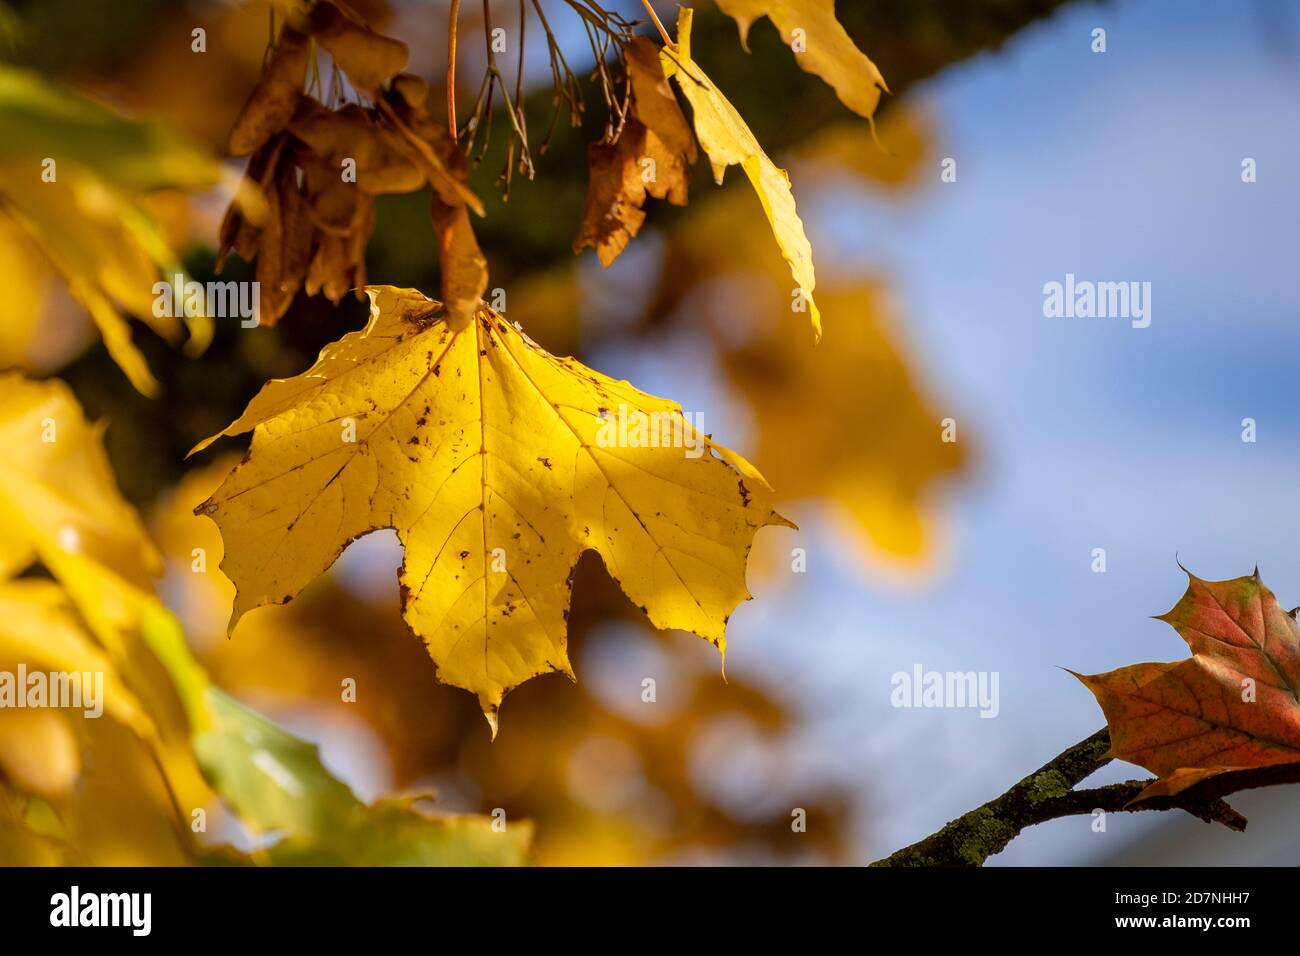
[661,6,821,339]
[714,0,889,121]
[193,286,791,729]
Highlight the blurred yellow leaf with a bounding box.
[0,66,223,394]
[194,287,790,727]
[0,711,78,800]
[725,283,967,564]
[0,580,154,736]
[0,215,76,374]
[0,373,160,650]
[662,7,821,339]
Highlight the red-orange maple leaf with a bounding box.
[1076,569,1300,800]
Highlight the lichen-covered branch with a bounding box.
[870,729,1300,867]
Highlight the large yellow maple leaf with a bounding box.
[194,287,791,729]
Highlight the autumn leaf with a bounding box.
[195,689,531,865]
[0,374,161,642]
[661,7,821,339]
[193,286,791,728]
[1077,569,1300,800]
[0,374,216,822]
[574,37,696,267]
[0,580,153,733]
[132,606,531,865]
[0,66,224,394]
[0,580,155,798]
[714,0,889,121]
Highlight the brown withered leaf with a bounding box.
[308,0,409,97]
[574,38,695,266]
[303,154,361,234]
[574,124,652,267]
[625,37,697,171]
[228,25,309,157]
[276,147,317,297]
[220,111,385,322]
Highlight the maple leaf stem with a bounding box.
[868,728,1295,866]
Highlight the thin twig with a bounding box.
[447,0,461,142]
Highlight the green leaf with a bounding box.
[139,606,532,866]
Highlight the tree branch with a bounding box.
[870,728,1300,866]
